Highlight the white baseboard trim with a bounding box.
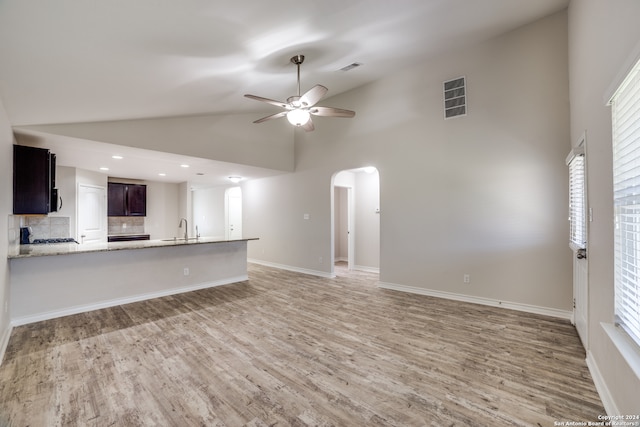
[0,323,12,365]
[353,265,380,274]
[378,281,573,320]
[11,275,248,327]
[586,350,618,416]
[335,257,348,262]
[248,259,335,278]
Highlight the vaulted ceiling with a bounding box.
[0,0,569,185]
[0,0,568,126]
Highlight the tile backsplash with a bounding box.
[23,216,70,240]
[108,217,145,235]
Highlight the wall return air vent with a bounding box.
[443,76,467,119]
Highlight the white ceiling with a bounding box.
[0,0,569,185]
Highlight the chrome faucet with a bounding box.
[179,218,188,240]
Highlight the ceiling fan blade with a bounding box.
[301,118,315,132]
[300,85,328,107]
[244,94,289,109]
[309,106,356,118]
[253,111,287,124]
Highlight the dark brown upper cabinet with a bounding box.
[108,182,146,217]
[13,145,58,215]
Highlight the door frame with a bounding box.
[569,132,589,349]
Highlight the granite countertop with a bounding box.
[8,236,259,259]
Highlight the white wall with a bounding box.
[144,180,179,239]
[246,11,571,314]
[192,186,227,239]
[21,113,295,172]
[76,167,107,188]
[0,97,14,361]
[177,182,191,238]
[568,0,640,414]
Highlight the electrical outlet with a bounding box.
[319,257,323,264]
[183,267,190,276]
[463,274,470,284]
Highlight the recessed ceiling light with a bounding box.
[180,164,190,168]
[158,173,166,176]
[228,176,243,183]
[112,155,123,160]
[100,167,109,171]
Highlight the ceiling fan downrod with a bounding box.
[291,55,304,98]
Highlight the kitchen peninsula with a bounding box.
[8,237,258,325]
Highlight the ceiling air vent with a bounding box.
[443,76,466,119]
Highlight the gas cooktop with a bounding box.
[30,238,79,245]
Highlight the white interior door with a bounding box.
[78,184,107,244]
[225,187,242,240]
[568,136,588,348]
[573,252,588,346]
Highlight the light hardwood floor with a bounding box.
[0,263,604,426]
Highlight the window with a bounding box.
[567,147,586,250]
[611,58,640,347]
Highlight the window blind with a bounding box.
[567,150,586,250]
[612,58,640,347]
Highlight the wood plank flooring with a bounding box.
[0,263,604,426]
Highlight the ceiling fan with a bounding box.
[244,54,356,132]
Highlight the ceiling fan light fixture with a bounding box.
[245,54,355,131]
[286,109,310,126]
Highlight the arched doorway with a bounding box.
[331,167,380,275]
